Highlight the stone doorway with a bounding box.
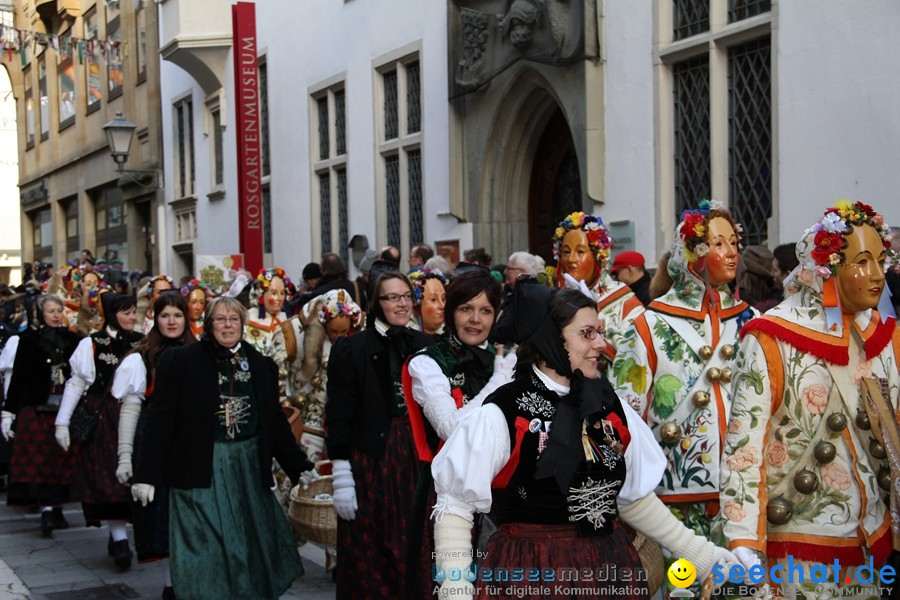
[527,108,581,263]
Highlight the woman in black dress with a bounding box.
[325,271,433,599]
[55,292,143,569]
[1,295,82,534]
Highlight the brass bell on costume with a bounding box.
[659,421,682,445]
[719,367,732,383]
[692,391,711,409]
[814,441,836,464]
[856,410,871,430]
[793,469,818,494]
[311,375,323,389]
[720,345,735,359]
[706,368,722,383]
[870,439,887,460]
[698,345,714,361]
[766,496,793,525]
[877,468,892,491]
[826,413,847,433]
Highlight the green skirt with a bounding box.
[169,436,303,600]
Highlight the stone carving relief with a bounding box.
[449,0,591,96]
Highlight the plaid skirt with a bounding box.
[7,406,75,506]
[473,521,650,600]
[336,416,418,600]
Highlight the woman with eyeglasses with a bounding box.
[131,296,316,599]
[402,269,517,598]
[325,271,434,599]
[112,293,195,600]
[431,287,744,599]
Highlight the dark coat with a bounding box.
[325,327,432,460]
[628,271,652,307]
[4,327,82,414]
[133,338,312,490]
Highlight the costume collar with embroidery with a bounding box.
[533,364,569,397]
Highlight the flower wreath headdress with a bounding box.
[180,278,214,300]
[552,211,613,265]
[251,266,296,317]
[317,291,364,330]
[407,267,449,305]
[149,274,175,290]
[802,200,896,327]
[677,199,744,264]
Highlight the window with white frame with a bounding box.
[206,94,224,188]
[659,0,771,245]
[311,82,348,263]
[173,97,195,199]
[376,55,422,255]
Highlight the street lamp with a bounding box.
[102,112,159,188]
[102,112,137,173]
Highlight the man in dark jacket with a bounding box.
[610,251,651,307]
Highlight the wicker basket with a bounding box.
[288,476,337,546]
[632,532,664,596]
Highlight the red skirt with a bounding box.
[474,522,649,600]
[7,407,75,506]
[72,392,132,524]
[336,416,418,600]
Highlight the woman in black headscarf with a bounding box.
[430,287,744,599]
[1,295,82,534]
[325,271,433,599]
[113,293,195,600]
[55,292,143,569]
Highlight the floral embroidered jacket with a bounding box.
[610,235,754,505]
[592,273,645,361]
[243,312,304,405]
[721,268,898,566]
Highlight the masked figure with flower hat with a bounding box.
[138,275,175,335]
[292,289,365,463]
[408,267,449,335]
[553,211,645,359]
[57,262,84,330]
[244,267,305,406]
[610,200,756,588]
[720,201,899,600]
[75,269,110,336]
[180,279,213,339]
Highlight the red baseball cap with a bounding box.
[610,251,645,273]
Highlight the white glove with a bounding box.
[562,272,595,302]
[434,512,476,600]
[299,468,320,490]
[618,493,738,581]
[733,546,763,570]
[116,402,142,484]
[55,425,70,452]
[1,411,14,441]
[491,347,517,381]
[331,459,358,520]
[131,483,155,507]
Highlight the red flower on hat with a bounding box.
[855,202,875,217]
[811,230,843,266]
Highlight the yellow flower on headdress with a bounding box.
[570,212,582,228]
[693,223,706,238]
[555,227,565,239]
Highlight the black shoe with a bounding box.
[107,533,115,557]
[112,539,133,570]
[50,507,68,530]
[40,511,53,536]
[162,586,176,600]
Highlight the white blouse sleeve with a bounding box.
[431,403,511,523]
[68,337,97,385]
[409,354,464,441]
[0,336,19,397]
[111,353,148,405]
[617,400,667,506]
